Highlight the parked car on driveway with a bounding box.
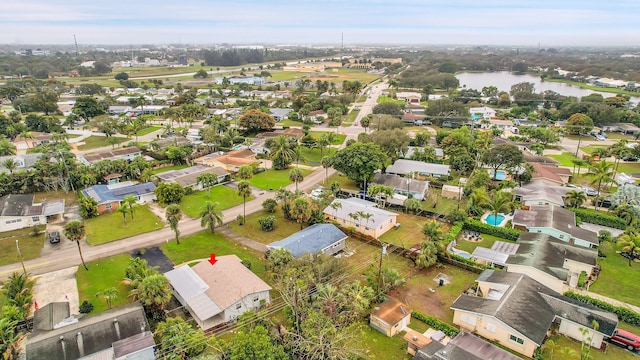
[609,329,640,351]
[47,231,60,244]
[583,187,598,196]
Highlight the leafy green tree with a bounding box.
[481,144,524,180]
[0,317,22,360]
[586,161,614,211]
[196,172,217,198]
[73,96,104,121]
[367,184,393,208]
[224,325,289,360]
[238,181,252,221]
[64,220,88,270]
[0,139,16,156]
[2,158,17,174]
[618,233,640,266]
[28,89,59,115]
[154,182,185,205]
[155,317,207,360]
[200,201,224,234]
[239,109,276,132]
[114,72,129,80]
[165,204,182,244]
[262,198,278,213]
[564,190,587,208]
[332,142,387,188]
[372,102,404,116]
[237,164,254,181]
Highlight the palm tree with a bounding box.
[321,156,333,184]
[484,190,513,221]
[122,195,138,219]
[292,197,311,230]
[293,146,307,168]
[196,172,217,198]
[608,140,630,181]
[542,339,560,360]
[64,220,88,270]
[0,139,16,156]
[422,220,444,242]
[95,287,118,310]
[289,168,304,191]
[1,272,35,318]
[199,201,224,234]
[237,181,252,222]
[586,161,614,211]
[129,274,172,312]
[329,201,342,219]
[140,168,154,183]
[618,233,640,266]
[316,134,331,159]
[2,158,18,174]
[269,135,296,170]
[563,190,587,208]
[117,205,130,225]
[165,204,182,244]
[236,165,254,181]
[0,318,23,360]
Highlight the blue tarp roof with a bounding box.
[268,224,347,257]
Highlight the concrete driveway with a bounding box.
[32,266,79,315]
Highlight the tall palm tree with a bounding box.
[269,135,296,170]
[2,158,18,174]
[293,146,307,168]
[618,233,640,267]
[196,172,217,198]
[467,188,488,216]
[329,201,342,219]
[0,139,17,156]
[117,205,130,225]
[122,195,138,219]
[292,197,311,230]
[563,190,587,208]
[321,156,333,184]
[289,168,304,191]
[484,190,513,221]
[64,220,88,270]
[199,201,224,234]
[608,140,630,180]
[586,161,614,211]
[95,287,118,310]
[165,204,182,244]
[237,181,252,222]
[316,134,331,159]
[129,274,172,312]
[422,220,444,242]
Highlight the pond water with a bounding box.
[456,72,640,103]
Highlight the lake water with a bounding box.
[456,72,640,103]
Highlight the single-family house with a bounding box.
[150,136,192,149]
[387,159,450,179]
[602,123,640,135]
[451,270,618,358]
[412,330,521,360]
[441,184,464,200]
[155,165,230,189]
[405,104,426,115]
[256,128,305,140]
[108,105,133,115]
[79,147,142,165]
[215,76,265,85]
[81,181,156,214]
[513,180,573,208]
[26,302,154,360]
[308,110,328,119]
[482,119,513,130]
[530,163,572,185]
[469,106,497,120]
[0,153,43,173]
[323,198,398,238]
[194,149,257,173]
[396,92,422,104]
[372,173,429,200]
[512,205,598,248]
[267,223,347,257]
[369,297,412,337]
[506,232,598,293]
[0,194,64,232]
[270,108,293,122]
[165,254,272,330]
[402,112,425,125]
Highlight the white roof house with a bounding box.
[323,198,398,238]
[470,106,497,120]
[386,159,450,178]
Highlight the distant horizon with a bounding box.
[2,0,640,47]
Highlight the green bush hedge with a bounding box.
[463,219,520,241]
[565,208,626,230]
[563,291,640,327]
[412,311,460,337]
[444,222,463,245]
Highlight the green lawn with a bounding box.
[278,119,304,127]
[76,254,133,314]
[541,334,637,360]
[346,109,360,123]
[615,162,640,174]
[150,164,190,175]
[246,168,312,190]
[380,213,434,249]
[376,96,406,105]
[0,226,45,266]
[161,231,267,277]
[360,324,411,360]
[310,131,346,145]
[180,186,249,218]
[227,209,300,245]
[85,205,164,245]
[268,71,308,81]
[421,196,460,216]
[297,146,336,164]
[77,136,132,150]
[136,126,162,136]
[589,242,640,307]
[548,152,585,168]
[325,173,360,191]
[454,234,510,254]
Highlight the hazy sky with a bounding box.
[3,0,640,46]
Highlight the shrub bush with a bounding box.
[412,311,459,337]
[463,219,520,241]
[259,215,276,232]
[262,198,278,213]
[443,222,463,244]
[79,300,94,314]
[565,208,626,230]
[236,214,245,225]
[563,291,640,327]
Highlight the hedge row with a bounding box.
[462,219,521,241]
[444,222,463,245]
[563,291,640,327]
[412,311,460,337]
[566,208,626,230]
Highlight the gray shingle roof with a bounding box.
[155,165,229,187]
[387,159,450,177]
[414,330,521,360]
[267,224,347,257]
[0,194,36,216]
[81,181,156,204]
[512,205,598,245]
[372,173,429,195]
[513,180,572,206]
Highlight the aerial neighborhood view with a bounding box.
[3,1,640,359]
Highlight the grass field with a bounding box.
[246,168,312,190]
[346,109,360,123]
[76,254,133,314]
[589,242,640,307]
[380,213,434,249]
[309,131,346,145]
[180,186,248,218]
[453,234,511,254]
[325,173,360,191]
[227,208,300,245]
[360,323,411,360]
[421,196,460,216]
[542,334,637,360]
[548,152,584,167]
[161,231,267,277]
[376,96,406,105]
[77,136,131,151]
[268,71,308,82]
[135,126,162,136]
[85,205,164,245]
[297,146,336,164]
[150,164,190,175]
[0,226,45,266]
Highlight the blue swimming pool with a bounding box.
[485,214,505,226]
[490,170,507,181]
[457,252,472,259]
